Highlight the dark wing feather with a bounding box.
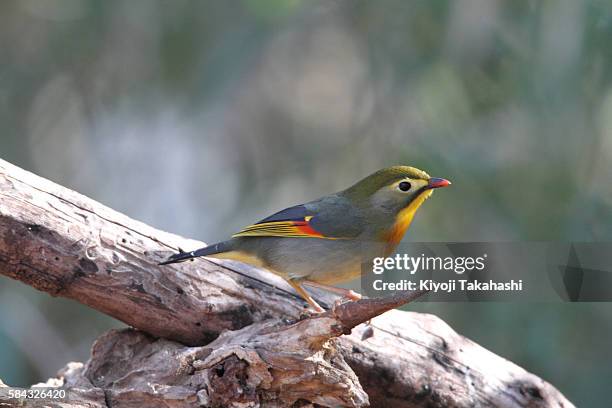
[232,196,363,239]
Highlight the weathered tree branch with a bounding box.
[0,159,574,407]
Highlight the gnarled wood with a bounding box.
[0,158,574,407]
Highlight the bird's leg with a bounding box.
[287,280,325,313]
[302,280,362,301]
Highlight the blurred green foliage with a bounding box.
[1,1,612,405]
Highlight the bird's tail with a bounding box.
[159,240,233,265]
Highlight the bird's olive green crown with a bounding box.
[341,166,430,201]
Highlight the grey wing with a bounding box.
[304,195,364,239]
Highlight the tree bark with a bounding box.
[0,159,574,408]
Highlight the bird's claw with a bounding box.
[299,303,325,319]
[344,290,362,301]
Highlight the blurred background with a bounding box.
[1,0,611,405]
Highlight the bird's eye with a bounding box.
[398,181,411,192]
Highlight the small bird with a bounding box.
[161,166,450,312]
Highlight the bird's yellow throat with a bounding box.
[383,189,433,254]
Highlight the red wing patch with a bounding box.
[232,216,332,239]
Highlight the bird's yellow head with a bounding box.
[342,166,450,252]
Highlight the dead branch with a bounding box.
[0,159,574,407]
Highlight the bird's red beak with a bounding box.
[427,177,451,189]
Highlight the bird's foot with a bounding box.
[329,290,363,310]
[311,304,326,313]
[343,289,362,301]
[298,304,325,319]
[333,296,354,309]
